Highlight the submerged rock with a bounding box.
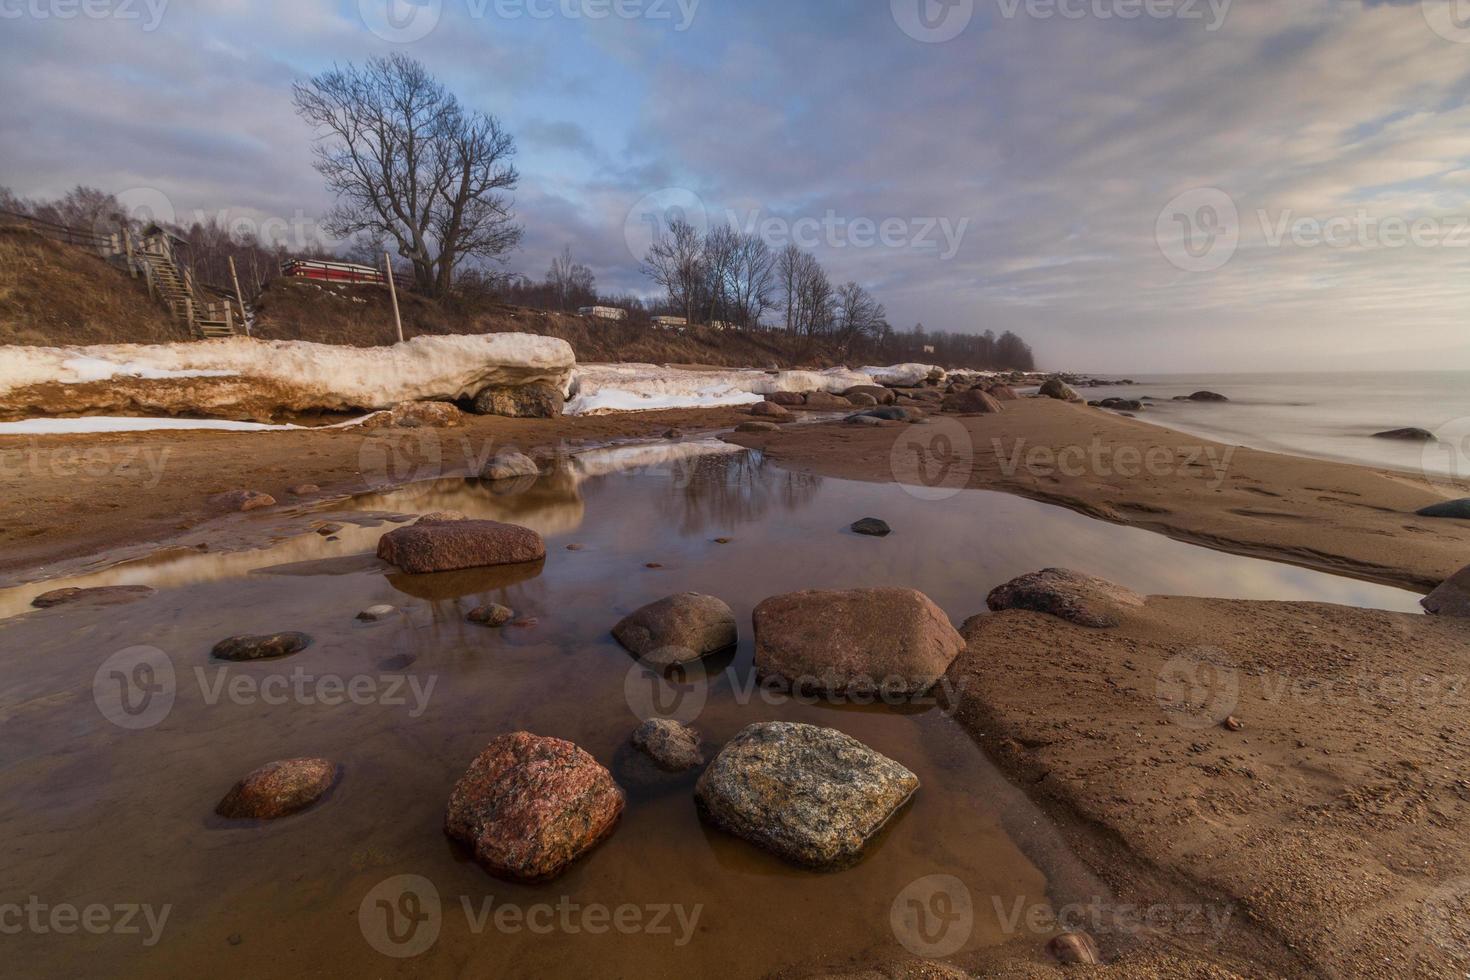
[1374,427,1435,442]
[1187,391,1229,403]
[483,451,540,481]
[850,518,892,537]
[31,585,155,609]
[216,758,337,819]
[1418,499,1470,519]
[631,719,704,772]
[694,722,918,870]
[208,489,275,513]
[444,732,625,882]
[377,519,546,574]
[472,383,564,418]
[987,568,1145,628]
[468,604,515,628]
[753,588,964,697]
[357,604,396,622]
[212,632,313,662]
[1424,565,1470,617]
[612,593,737,666]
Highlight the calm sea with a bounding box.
[1080,372,1470,480]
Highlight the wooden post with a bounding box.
[228,256,250,337]
[385,251,405,344]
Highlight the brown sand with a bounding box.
[728,398,1470,592]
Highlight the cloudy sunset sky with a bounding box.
[3,0,1469,372]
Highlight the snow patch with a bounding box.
[59,356,239,384]
[860,363,946,386]
[565,364,879,416]
[0,417,306,435]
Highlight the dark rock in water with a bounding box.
[1418,498,1470,519]
[612,593,737,666]
[31,585,155,609]
[851,518,892,537]
[694,721,919,870]
[1038,378,1082,402]
[482,451,540,481]
[1374,427,1435,442]
[468,604,515,628]
[212,632,313,662]
[444,732,624,882]
[765,392,807,407]
[1099,397,1143,411]
[1424,565,1470,617]
[843,385,897,406]
[316,523,345,536]
[736,421,781,433]
[377,520,546,574]
[631,719,704,772]
[208,489,275,513]
[216,759,337,819]
[1048,932,1101,965]
[754,588,964,697]
[987,568,1145,628]
[1187,391,1229,402]
[749,400,791,419]
[940,388,1004,414]
[471,383,564,419]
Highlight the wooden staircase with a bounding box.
[132,231,241,339]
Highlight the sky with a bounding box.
[2,0,1470,372]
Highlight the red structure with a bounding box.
[280,258,411,289]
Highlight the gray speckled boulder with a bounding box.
[613,593,737,666]
[986,568,1144,628]
[1038,378,1082,402]
[695,722,918,870]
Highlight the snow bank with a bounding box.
[0,417,305,435]
[565,364,879,416]
[860,363,946,386]
[0,335,575,421]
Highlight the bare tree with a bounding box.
[293,54,522,296]
[833,280,887,355]
[701,225,739,325]
[727,232,776,330]
[641,218,704,324]
[546,245,596,309]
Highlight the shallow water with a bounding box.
[1082,371,1470,479]
[0,442,1424,978]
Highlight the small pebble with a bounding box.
[228,934,242,947]
[714,537,732,544]
[566,544,585,552]
[645,562,663,569]
[1224,716,1244,732]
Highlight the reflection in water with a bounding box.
[0,436,1432,979]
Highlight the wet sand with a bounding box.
[727,398,1470,592]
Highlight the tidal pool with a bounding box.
[0,441,1422,978]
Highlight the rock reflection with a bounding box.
[660,450,823,535]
